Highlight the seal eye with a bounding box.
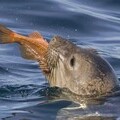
[70,56,75,67]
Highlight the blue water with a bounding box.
[0,0,120,120]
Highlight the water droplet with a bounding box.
[75,29,77,32]
[16,18,18,21]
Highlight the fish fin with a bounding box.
[20,44,39,60]
[0,24,16,44]
[28,31,43,39]
[29,31,48,46]
[87,48,99,55]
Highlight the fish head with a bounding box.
[42,36,118,97]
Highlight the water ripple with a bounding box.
[54,0,120,23]
[0,0,120,120]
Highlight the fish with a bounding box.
[0,24,49,73]
[0,25,119,98]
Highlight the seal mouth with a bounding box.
[38,36,65,75]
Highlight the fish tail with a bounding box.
[0,24,49,63]
[0,24,19,44]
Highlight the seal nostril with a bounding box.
[70,56,75,67]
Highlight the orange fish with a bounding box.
[0,24,50,73]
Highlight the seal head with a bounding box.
[43,36,119,97]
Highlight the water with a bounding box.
[0,0,120,120]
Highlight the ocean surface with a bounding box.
[0,0,120,120]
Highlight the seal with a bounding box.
[0,25,119,97]
[45,36,119,97]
